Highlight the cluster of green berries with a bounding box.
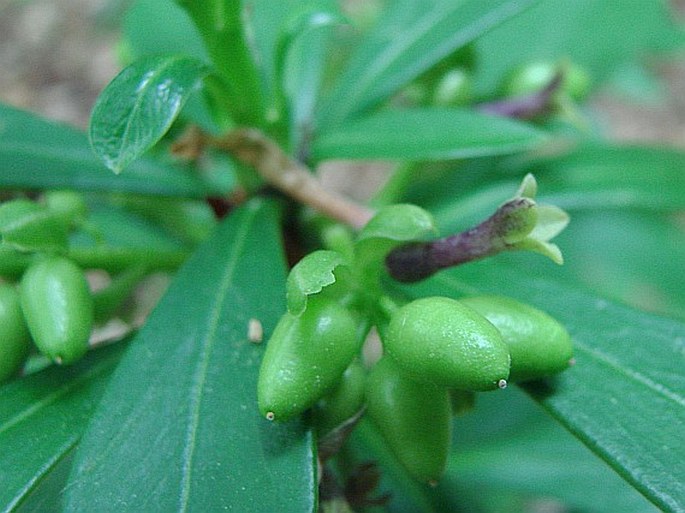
[400,56,590,121]
[0,192,94,382]
[257,190,573,484]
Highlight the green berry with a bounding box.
[365,357,451,484]
[504,61,591,101]
[433,68,472,107]
[384,297,510,391]
[313,358,367,436]
[0,283,32,382]
[20,256,93,365]
[43,190,88,227]
[257,298,361,421]
[460,295,573,382]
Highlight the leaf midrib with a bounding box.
[178,205,258,512]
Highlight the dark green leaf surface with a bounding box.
[393,262,685,512]
[473,0,685,95]
[512,143,685,212]
[245,0,306,109]
[65,199,316,512]
[89,55,209,173]
[317,0,539,126]
[0,343,126,512]
[0,103,224,197]
[280,1,342,151]
[311,108,547,161]
[441,388,660,513]
[123,0,208,62]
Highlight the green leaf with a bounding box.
[286,249,348,315]
[441,388,660,513]
[177,0,264,125]
[311,108,547,161]
[65,199,316,512]
[317,0,540,126]
[280,2,344,151]
[0,103,225,198]
[358,204,436,245]
[473,0,685,96]
[549,211,685,320]
[394,262,685,512]
[89,55,210,173]
[0,343,126,511]
[512,143,685,213]
[123,0,209,62]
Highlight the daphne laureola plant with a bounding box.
[1,1,683,512]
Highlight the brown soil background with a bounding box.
[1,0,684,145]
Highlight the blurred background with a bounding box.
[1,0,684,144]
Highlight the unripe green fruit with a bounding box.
[0,283,32,382]
[460,295,573,382]
[20,256,94,365]
[504,61,591,101]
[365,357,451,484]
[43,190,88,227]
[385,297,510,391]
[433,68,472,107]
[313,358,367,436]
[258,298,361,421]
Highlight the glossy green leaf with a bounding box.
[474,0,685,96]
[317,0,540,126]
[89,55,210,173]
[0,103,225,197]
[121,0,222,130]
[176,0,264,125]
[440,388,660,513]
[311,108,547,161]
[286,249,348,315]
[0,343,126,511]
[394,261,685,512]
[65,199,316,512]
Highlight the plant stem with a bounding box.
[209,129,375,230]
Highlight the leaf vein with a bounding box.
[178,206,258,512]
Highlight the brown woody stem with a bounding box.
[207,128,375,230]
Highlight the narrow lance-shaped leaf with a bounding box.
[317,0,540,127]
[0,343,127,512]
[65,199,317,512]
[277,2,346,151]
[0,103,225,197]
[392,261,685,512]
[312,108,547,161]
[89,55,210,174]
